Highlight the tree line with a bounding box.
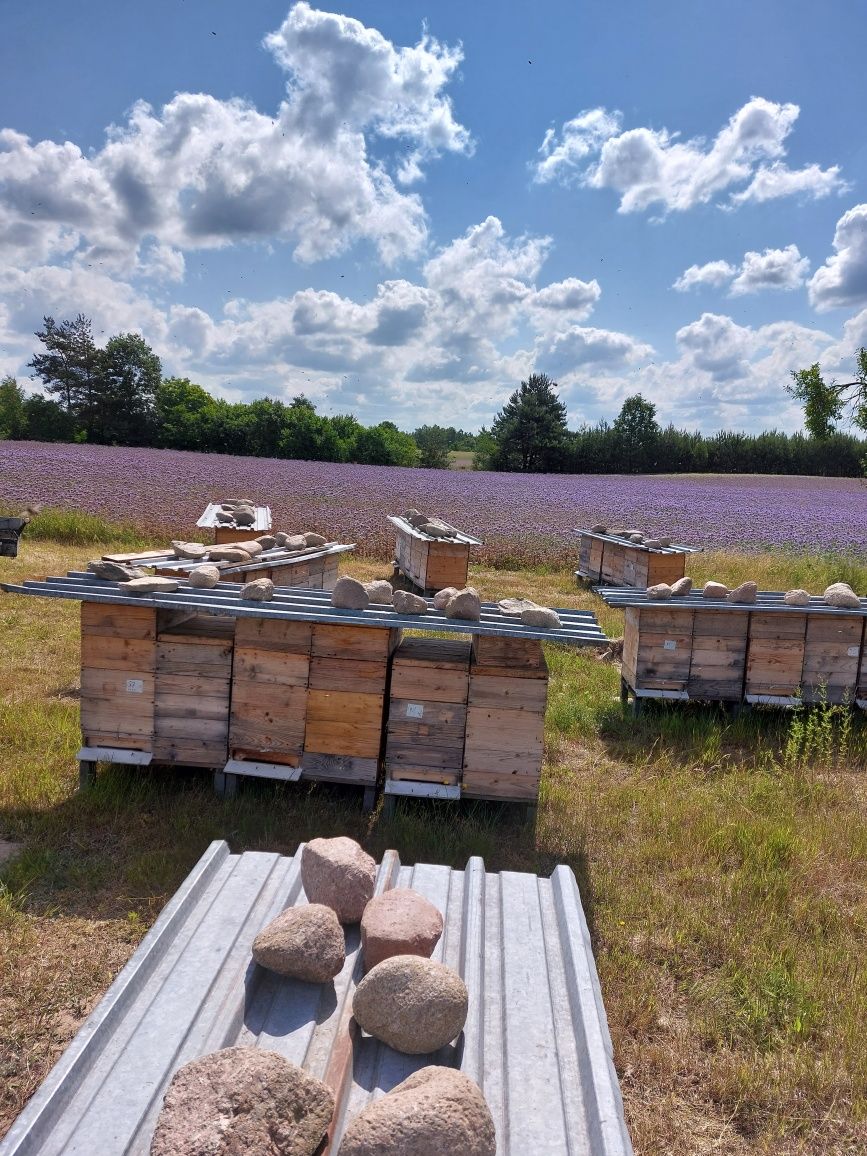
[477,371,867,477]
[0,315,478,468]
[3,314,866,476]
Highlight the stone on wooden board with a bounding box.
[209,546,253,563]
[433,587,459,611]
[784,588,810,607]
[364,579,394,605]
[646,583,672,600]
[670,576,693,597]
[332,577,370,611]
[125,577,180,595]
[188,564,221,589]
[241,578,274,601]
[443,588,481,621]
[824,582,861,609]
[520,606,561,628]
[88,559,147,582]
[702,581,730,600]
[728,581,758,604]
[393,589,428,615]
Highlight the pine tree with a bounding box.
[489,373,568,472]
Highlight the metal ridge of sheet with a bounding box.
[388,514,483,547]
[1,574,609,646]
[0,841,633,1156]
[597,586,867,615]
[573,529,701,555]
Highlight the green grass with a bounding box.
[0,532,865,1153]
[0,504,148,548]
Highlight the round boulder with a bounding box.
[728,581,758,605]
[256,535,277,549]
[670,576,693,597]
[235,540,264,557]
[393,589,428,615]
[352,955,468,1054]
[824,582,861,609]
[241,578,274,601]
[149,1046,334,1156]
[784,588,810,607]
[361,889,444,971]
[365,580,394,605]
[301,836,376,923]
[234,508,256,527]
[645,584,672,600]
[171,541,209,560]
[252,903,345,982]
[433,587,458,611]
[339,1066,496,1156]
[210,546,253,563]
[520,606,561,628]
[332,577,370,611]
[444,589,481,622]
[188,564,221,589]
[702,581,730,600]
[303,532,328,547]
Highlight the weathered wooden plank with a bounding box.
[233,648,309,687]
[467,673,548,711]
[81,635,156,672]
[308,656,388,695]
[388,765,461,785]
[81,602,156,639]
[234,617,312,653]
[305,690,385,759]
[471,634,544,669]
[299,752,378,784]
[156,641,233,673]
[154,693,229,721]
[311,624,400,662]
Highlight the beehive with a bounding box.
[303,624,401,785]
[79,603,157,751]
[576,530,694,589]
[229,619,311,765]
[621,606,693,694]
[153,614,234,766]
[802,614,863,704]
[385,637,471,786]
[462,637,548,801]
[688,609,749,701]
[745,612,807,701]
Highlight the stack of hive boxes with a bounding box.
[154,614,234,766]
[79,603,157,752]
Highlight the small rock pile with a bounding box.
[498,596,561,628]
[151,835,495,1155]
[403,508,463,540]
[212,497,258,529]
[643,578,864,609]
[589,524,672,549]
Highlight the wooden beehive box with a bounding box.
[229,619,311,766]
[391,519,475,593]
[303,624,401,785]
[577,532,692,589]
[745,611,807,702]
[801,613,863,704]
[622,606,694,694]
[462,636,548,801]
[153,613,234,766]
[385,637,471,786]
[688,609,748,701]
[79,603,157,751]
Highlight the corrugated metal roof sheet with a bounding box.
[196,503,272,532]
[597,586,867,615]
[388,514,483,546]
[574,529,701,556]
[1,574,610,647]
[0,841,632,1156]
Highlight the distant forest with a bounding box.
[1,314,864,477]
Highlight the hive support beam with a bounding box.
[362,786,376,813]
[78,761,96,790]
[213,770,238,799]
[381,793,396,820]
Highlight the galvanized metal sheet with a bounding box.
[0,841,632,1156]
[574,529,701,556]
[388,514,483,546]
[196,503,272,531]
[2,574,609,647]
[597,586,867,616]
[152,542,356,578]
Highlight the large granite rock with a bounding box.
[188,564,221,589]
[364,580,394,605]
[235,540,264,557]
[728,581,758,604]
[702,581,730,600]
[645,584,672,600]
[301,836,376,923]
[241,578,274,601]
[303,532,327,547]
[87,559,146,582]
[234,507,256,527]
[361,889,443,971]
[252,903,345,982]
[150,1046,334,1156]
[209,546,253,563]
[393,590,428,615]
[498,597,539,616]
[339,1066,496,1156]
[784,588,810,607]
[125,577,180,595]
[670,576,693,597]
[520,606,561,628]
[256,535,277,549]
[824,582,861,609]
[171,541,208,560]
[352,955,468,1054]
[332,577,370,611]
[284,534,308,551]
[443,589,481,622]
[432,587,458,611]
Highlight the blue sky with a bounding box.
[2,0,867,433]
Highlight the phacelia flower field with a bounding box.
[2,441,866,565]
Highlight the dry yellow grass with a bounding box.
[0,540,865,1152]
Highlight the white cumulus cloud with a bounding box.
[674,245,809,295]
[534,97,846,215]
[673,261,737,292]
[808,203,867,311]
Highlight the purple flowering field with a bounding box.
[2,440,866,564]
